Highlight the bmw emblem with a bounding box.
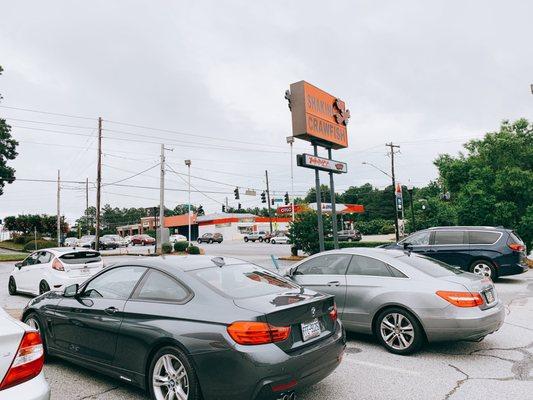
[310,307,316,317]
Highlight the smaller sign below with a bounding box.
[297,154,348,174]
[273,198,283,203]
[245,189,256,196]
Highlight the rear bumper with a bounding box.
[193,321,346,400]
[422,300,505,342]
[497,263,529,277]
[0,371,50,400]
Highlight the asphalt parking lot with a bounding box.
[0,249,531,400]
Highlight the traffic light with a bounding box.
[222,205,226,212]
[284,192,289,205]
[261,191,266,203]
[238,203,242,210]
[197,205,204,215]
[271,198,275,206]
[234,187,240,200]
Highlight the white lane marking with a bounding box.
[343,357,422,376]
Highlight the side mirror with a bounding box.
[15,262,23,269]
[403,242,413,250]
[63,284,79,297]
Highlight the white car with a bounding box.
[270,234,290,244]
[102,234,128,247]
[76,235,95,248]
[8,248,104,296]
[124,235,132,245]
[0,308,50,400]
[169,234,188,243]
[63,237,78,247]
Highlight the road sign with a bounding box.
[245,189,256,196]
[297,154,348,173]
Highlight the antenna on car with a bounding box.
[211,257,225,267]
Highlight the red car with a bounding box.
[130,234,156,246]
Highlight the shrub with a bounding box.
[144,230,156,239]
[14,235,34,245]
[288,211,332,255]
[324,241,391,250]
[161,242,173,254]
[355,219,395,235]
[23,240,56,252]
[187,245,200,255]
[174,241,189,252]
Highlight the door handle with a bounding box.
[327,281,340,287]
[104,306,119,315]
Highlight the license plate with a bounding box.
[301,318,321,341]
[80,268,90,274]
[484,288,495,304]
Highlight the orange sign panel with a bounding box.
[288,81,349,149]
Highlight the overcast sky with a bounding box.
[1,0,532,224]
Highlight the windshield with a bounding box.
[192,264,299,299]
[80,235,94,241]
[60,251,101,264]
[398,254,463,277]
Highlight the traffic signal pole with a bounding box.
[265,170,273,233]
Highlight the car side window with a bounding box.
[469,231,500,245]
[433,231,465,245]
[402,231,430,246]
[38,251,52,264]
[296,254,351,275]
[134,270,190,303]
[23,252,40,266]
[82,266,146,300]
[347,255,393,277]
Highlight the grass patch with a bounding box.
[0,254,27,262]
[0,241,25,251]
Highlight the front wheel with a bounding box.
[8,276,17,295]
[244,237,249,242]
[258,237,263,243]
[375,308,424,355]
[148,346,201,400]
[470,260,496,279]
[39,280,50,295]
[271,240,276,244]
[208,239,213,244]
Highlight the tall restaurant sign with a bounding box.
[288,81,350,149]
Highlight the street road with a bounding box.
[0,251,531,400]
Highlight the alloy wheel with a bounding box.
[380,312,415,351]
[472,263,492,278]
[153,354,189,400]
[39,281,50,295]
[25,316,40,333]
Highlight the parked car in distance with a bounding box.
[0,307,49,400]
[99,236,119,250]
[63,237,78,247]
[8,248,104,296]
[124,235,132,245]
[169,234,187,243]
[338,229,362,242]
[77,235,95,248]
[382,226,528,279]
[21,256,345,400]
[271,233,290,244]
[130,234,156,246]
[102,234,128,247]
[197,232,223,244]
[243,231,271,243]
[285,248,504,354]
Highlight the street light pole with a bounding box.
[185,159,192,243]
[407,184,416,233]
[286,136,295,222]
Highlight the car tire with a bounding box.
[347,238,353,242]
[244,237,249,242]
[375,307,424,355]
[197,239,202,244]
[258,237,263,243]
[271,239,276,244]
[469,260,496,279]
[208,239,213,244]
[265,238,270,243]
[148,346,201,400]
[8,276,17,295]
[39,280,51,295]
[23,312,50,357]
[141,241,146,246]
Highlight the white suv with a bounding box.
[8,248,104,296]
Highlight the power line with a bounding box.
[166,164,225,206]
[102,163,160,187]
[0,105,96,120]
[4,117,95,130]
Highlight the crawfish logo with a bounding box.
[333,98,350,126]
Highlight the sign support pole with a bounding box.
[313,144,325,252]
[265,170,273,234]
[328,148,339,249]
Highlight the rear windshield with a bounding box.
[398,254,463,277]
[192,264,298,299]
[60,251,102,264]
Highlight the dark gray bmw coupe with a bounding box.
[21,256,345,400]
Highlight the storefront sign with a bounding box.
[297,154,348,174]
[276,205,303,215]
[287,81,350,149]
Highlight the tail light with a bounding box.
[508,243,525,252]
[329,303,338,322]
[227,321,291,345]
[436,291,484,307]
[52,258,65,271]
[0,331,44,390]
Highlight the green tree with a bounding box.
[0,66,19,195]
[287,211,332,255]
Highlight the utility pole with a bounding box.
[286,136,295,222]
[265,170,273,233]
[57,170,61,247]
[95,117,103,251]
[314,144,325,252]
[159,144,165,253]
[185,159,192,243]
[386,142,401,242]
[85,177,89,236]
[328,148,339,249]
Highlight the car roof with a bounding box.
[40,247,100,254]
[109,255,249,273]
[424,226,509,232]
[302,247,408,264]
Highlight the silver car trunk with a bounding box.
[438,273,497,309]
[0,309,25,381]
